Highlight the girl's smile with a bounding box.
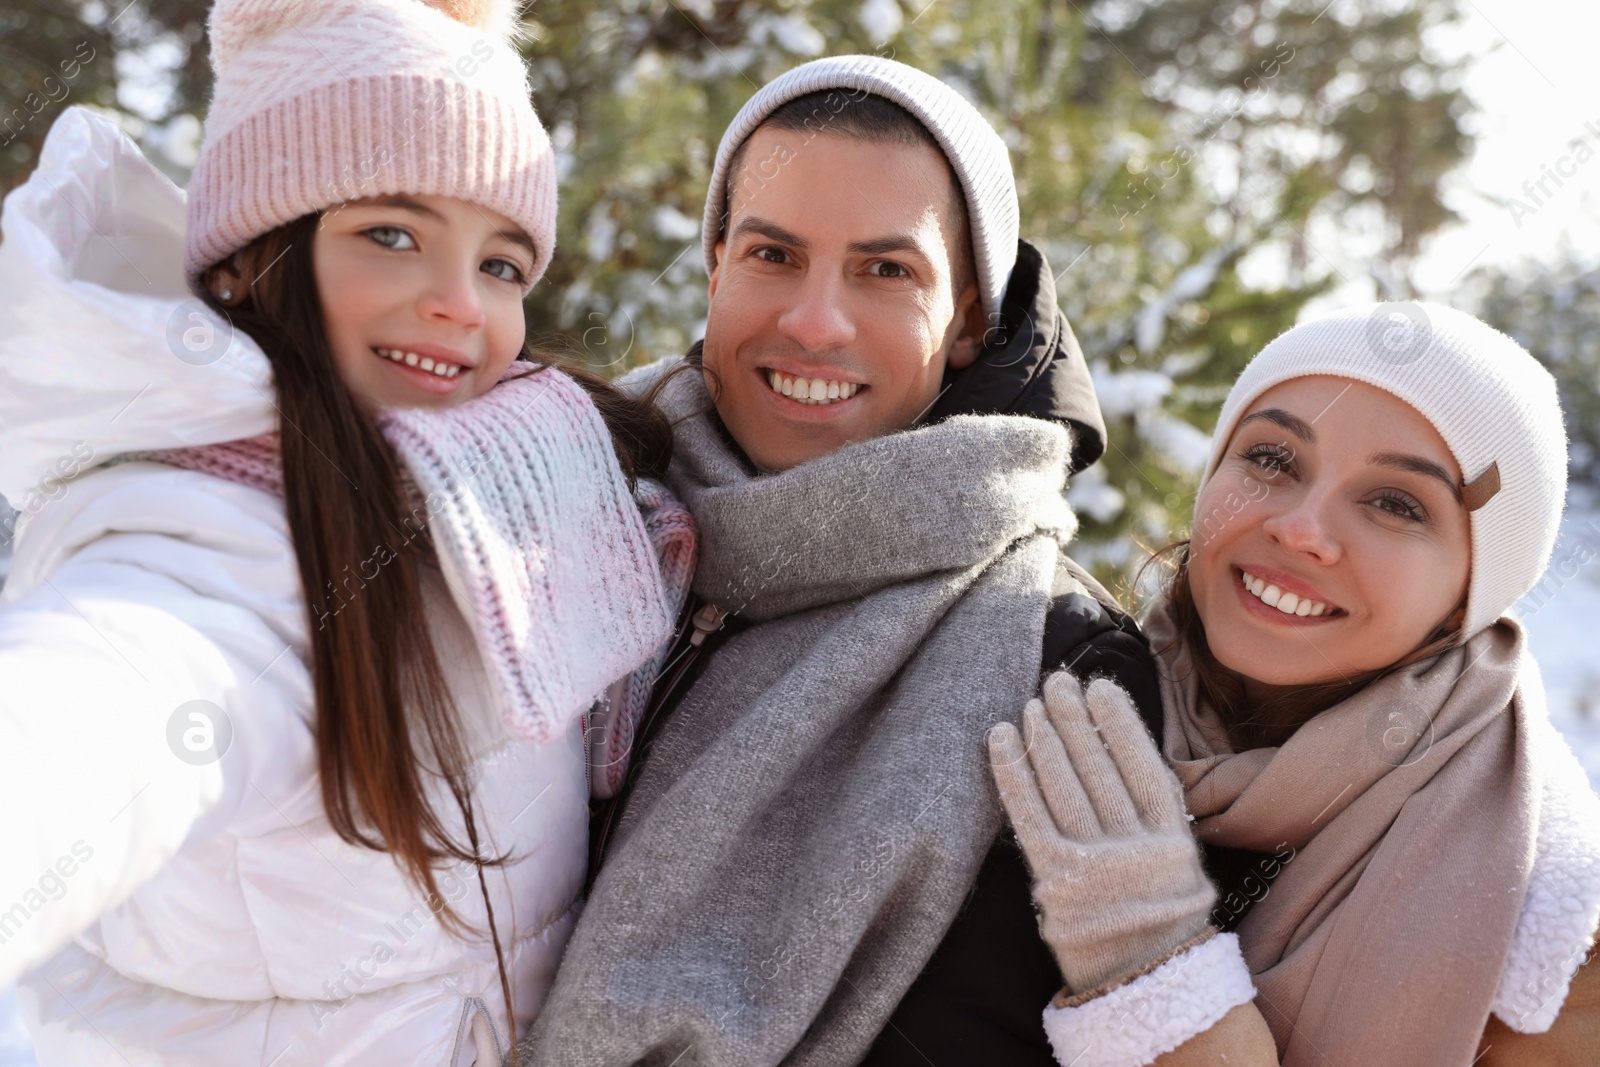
[371,342,476,395]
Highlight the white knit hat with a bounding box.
[702,54,1019,325]
[187,0,555,290]
[1196,302,1568,639]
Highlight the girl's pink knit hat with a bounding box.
[185,0,555,291]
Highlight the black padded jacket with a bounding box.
[590,240,1172,1066]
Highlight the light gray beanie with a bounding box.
[1197,301,1568,639]
[701,54,1019,325]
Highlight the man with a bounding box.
[520,56,1257,1066]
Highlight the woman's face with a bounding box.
[1189,375,1471,692]
[310,194,535,410]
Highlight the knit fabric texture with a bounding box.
[586,476,699,799]
[149,367,693,748]
[186,0,556,289]
[148,431,284,497]
[988,672,1217,995]
[1148,596,1600,1065]
[518,357,1078,1067]
[701,54,1019,325]
[1197,301,1568,637]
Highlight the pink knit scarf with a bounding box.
[156,431,284,497]
[148,368,694,790]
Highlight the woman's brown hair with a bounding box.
[1137,540,1465,751]
[200,211,672,1059]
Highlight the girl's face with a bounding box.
[1189,375,1471,694]
[311,194,534,410]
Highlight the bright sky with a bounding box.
[1400,0,1600,295]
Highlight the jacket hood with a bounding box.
[926,239,1106,474]
[0,107,274,506]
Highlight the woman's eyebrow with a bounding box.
[1369,451,1464,503]
[1239,408,1316,443]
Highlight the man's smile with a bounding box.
[763,368,864,406]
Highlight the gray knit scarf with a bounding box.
[519,359,1077,1066]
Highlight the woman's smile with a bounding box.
[1232,564,1347,624]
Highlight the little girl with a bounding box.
[0,1,690,1063]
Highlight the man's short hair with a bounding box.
[723,90,976,299]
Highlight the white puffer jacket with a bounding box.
[0,109,674,1066]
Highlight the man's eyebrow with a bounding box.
[847,234,928,258]
[1370,451,1464,503]
[730,217,807,248]
[1239,408,1316,443]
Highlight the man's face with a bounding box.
[704,127,983,472]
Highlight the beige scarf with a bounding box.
[1145,600,1539,1067]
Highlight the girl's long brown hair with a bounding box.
[1138,540,1465,750]
[201,212,671,1058]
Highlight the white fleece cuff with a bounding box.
[1042,932,1256,1067]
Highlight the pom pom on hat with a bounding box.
[424,0,525,40]
[204,0,329,69]
[205,0,523,71]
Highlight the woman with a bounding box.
[0,0,691,1063]
[992,303,1600,1066]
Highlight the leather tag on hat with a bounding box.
[1462,461,1501,511]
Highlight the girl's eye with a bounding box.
[868,260,909,278]
[1239,442,1295,476]
[482,257,526,285]
[1371,491,1426,523]
[363,225,416,251]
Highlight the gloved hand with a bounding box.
[988,671,1216,995]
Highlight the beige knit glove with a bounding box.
[989,671,1217,995]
